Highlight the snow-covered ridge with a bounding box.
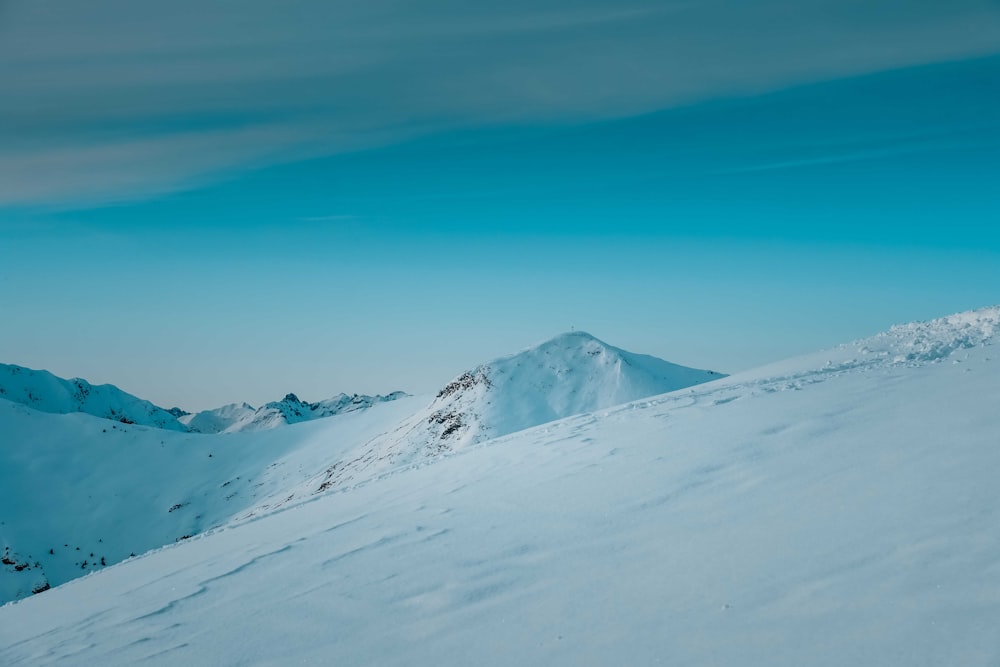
[0,364,186,431]
[731,305,1000,388]
[181,391,409,433]
[872,305,999,363]
[0,363,408,434]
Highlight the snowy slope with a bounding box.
[0,332,697,603]
[308,331,723,492]
[0,394,426,603]
[182,391,409,433]
[0,364,186,431]
[2,307,998,665]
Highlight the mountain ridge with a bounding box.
[0,363,407,434]
[180,391,409,433]
[0,363,187,431]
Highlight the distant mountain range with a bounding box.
[0,363,407,434]
[179,391,409,433]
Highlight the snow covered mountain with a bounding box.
[0,363,186,431]
[0,332,715,603]
[180,391,409,433]
[0,362,407,436]
[2,307,997,666]
[422,331,723,448]
[310,331,722,492]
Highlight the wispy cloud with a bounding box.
[714,125,1000,175]
[0,120,412,207]
[297,215,360,224]
[2,0,999,207]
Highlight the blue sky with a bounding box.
[2,1,999,410]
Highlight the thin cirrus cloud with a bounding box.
[716,130,1000,175]
[1,0,999,208]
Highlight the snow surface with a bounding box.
[2,308,999,665]
[0,364,186,431]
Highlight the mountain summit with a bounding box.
[312,331,723,491]
[422,331,723,448]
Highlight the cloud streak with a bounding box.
[2,0,999,207]
[715,128,1000,175]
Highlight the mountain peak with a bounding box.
[466,332,724,438]
[527,330,609,352]
[544,330,602,343]
[314,334,725,492]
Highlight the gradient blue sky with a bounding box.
[2,1,999,410]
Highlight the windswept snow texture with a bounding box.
[2,307,999,666]
[0,364,185,431]
[181,392,409,433]
[312,331,723,491]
